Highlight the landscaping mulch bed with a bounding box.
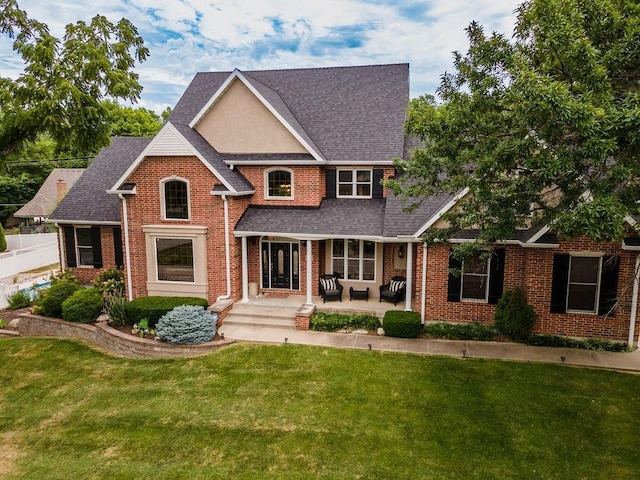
[0,307,31,324]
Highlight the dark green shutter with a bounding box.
[325,169,336,199]
[598,256,619,316]
[113,227,124,270]
[91,226,103,269]
[63,226,77,268]
[372,169,384,199]
[550,254,570,313]
[447,252,462,302]
[488,248,506,304]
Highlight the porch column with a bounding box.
[420,243,427,324]
[629,253,640,346]
[306,240,313,305]
[405,242,413,311]
[241,236,249,302]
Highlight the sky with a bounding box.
[0,0,521,113]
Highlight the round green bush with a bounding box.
[494,288,536,341]
[61,288,104,324]
[37,281,81,318]
[0,223,6,252]
[383,311,422,338]
[156,305,216,345]
[8,290,32,310]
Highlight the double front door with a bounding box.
[261,241,299,290]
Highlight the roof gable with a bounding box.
[14,168,85,218]
[189,70,324,161]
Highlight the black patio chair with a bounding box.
[319,274,343,303]
[379,276,406,306]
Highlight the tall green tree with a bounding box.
[390,0,640,244]
[0,0,149,167]
[103,101,163,137]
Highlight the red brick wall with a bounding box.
[236,166,323,206]
[66,226,121,285]
[419,240,638,341]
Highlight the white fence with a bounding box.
[5,233,58,251]
[0,239,60,281]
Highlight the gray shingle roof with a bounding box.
[14,168,85,218]
[383,190,456,238]
[236,199,386,237]
[170,64,409,163]
[49,137,151,223]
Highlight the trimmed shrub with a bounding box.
[383,311,422,338]
[156,305,216,345]
[310,312,381,331]
[494,288,536,341]
[124,296,209,327]
[37,281,81,318]
[0,223,6,252]
[49,269,79,286]
[93,269,125,296]
[8,290,32,310]
[526,335,632,352]
[423,321,498,341]
[61,288,104,324]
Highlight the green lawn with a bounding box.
[1,339,639,479]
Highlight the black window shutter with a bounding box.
[488,248,506,304]
[447,252,462,302]
[550,254,570,313]
[91,226,103,269]
[113,227,124,270]
[372,169,384,199]
[598,256,619,316]
[63,226,77,268]
[325,169,336,199]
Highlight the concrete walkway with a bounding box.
[219,324,640,373]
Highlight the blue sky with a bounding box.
[0,0,521,113]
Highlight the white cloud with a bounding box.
[0,0,521,111]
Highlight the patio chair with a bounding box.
[379,276,406,306]
[319,274,343,303]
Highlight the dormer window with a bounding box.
[337,169,372,198]
[162,178,189,220]
[265,169,293,199]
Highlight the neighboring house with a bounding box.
[14,168,85,230]
[49,64,639,344]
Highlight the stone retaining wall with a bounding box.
[16,313,235,358]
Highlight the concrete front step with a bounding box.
[223,303,298,329]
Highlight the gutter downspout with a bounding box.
[628,253,640,346]
[118,195,133,301]
[56,223,65,273]
[421,243,427,325]
[217,194,232,302]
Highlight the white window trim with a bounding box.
[264,168,294,201]
[336,169,373,199]
[75,226,94,267]
[154,236,195,284]
[566,255,602,315]
[461,255,490,302]
[160,177,191,221]
[331,239,376,282]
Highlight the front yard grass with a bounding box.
[1,338,639,479]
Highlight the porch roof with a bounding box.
[235,198,386,238]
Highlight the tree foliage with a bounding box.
[0,0,149,163]
[389,0,640,244]
[103,101,164,137]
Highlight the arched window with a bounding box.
[162,179,189,219]
[265,169,293,199]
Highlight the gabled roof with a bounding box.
[170,64,409,164]
[49,138,152,224]
[110,122,253,194]
[14,168,85,218]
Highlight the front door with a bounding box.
[261,241,300,290]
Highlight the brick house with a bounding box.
[49,64,640,344]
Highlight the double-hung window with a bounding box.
[332,239,375,281]
[461,253,490,301]
[567,256,601,313]
[162,179,189,220]
[265,169,293,199]
[337,169,372,198]
[75,227,94,266]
